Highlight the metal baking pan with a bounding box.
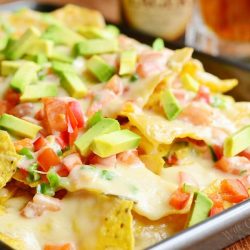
[0,1,249,250]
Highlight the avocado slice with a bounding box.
[161,89,182,120]
[152,38,164,51]
[87,55,115,82]
[75,118,120,156]
[87,111,103,128]
[52,61,76,75]
[0,114,42,139]
[76,39,118,56]
[119,50,137,76]
[61,72,87,98]
[91,129,141,158]
[187,192,213,227]
[20,83,58,102]
[78,26,116,39]
[224,125,250,157]
[5,27,41,60]
[181,73,199,92]
[42,25,84,46]
[26,39,54,57]
[10,62,39,93]
[1,60,23,76]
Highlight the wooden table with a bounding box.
[0,0,249,249]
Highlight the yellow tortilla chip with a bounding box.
[140,154,165,174]
[52,4,105,29]
[0,233,25,250]
[97,198,134,250]
[0,130,20,189]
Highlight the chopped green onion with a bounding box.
[130,74,139,82]
[26,163,40,182]
[37,183,55,196]
[57,150,63,156]
[152,38,164,51]
[211,96,226,109]
[18,147,34,159]
[47,171,60,188]
[100,169,115,181]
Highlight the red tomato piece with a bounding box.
[4,88,20,107]
[33,137,47,152]
[0,100,7,115]
[62,153,82,172]
[165,153,178,166]
[208,193,224,216]
[37,148,61,172]
[240,174,250,189]
[220,179,249,203]
[43,98,68,133]
[44,243,75,250]
[212,144,223,160]
[68,101,84,128]
[209,206,224,217]
[194,85,211,104]
[215,156,250,175]
[56,164,70,177]
[69,127,78,146]
[87,153,116,168]
[238,149,250,160]
[169,188,191,210]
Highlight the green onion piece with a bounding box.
[224,125,250,157]
[100,169,115,181]
[87,111,103,128]
[57,150,63,156]
[37,183,55,196]
[161,89,182,120]
[210,95,226,109]
[130,74,139,82]
[152,38,164,51]
[18,147,33,159]
[47,171,60,188]
[26,163,40,182]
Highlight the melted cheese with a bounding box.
[0,192,120,250]
[63,162,191,220]
[161,154,235,189]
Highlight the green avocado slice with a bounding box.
[187,192,213,227]
[91,129,141,158]
[75,118,120,156]
[224,125,250,157]
[0,114,42,139]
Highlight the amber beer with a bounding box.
[122,0,193,41]
[200,0,250,42]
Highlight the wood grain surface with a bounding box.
[0,0,249,249]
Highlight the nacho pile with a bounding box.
[0,4,249,250]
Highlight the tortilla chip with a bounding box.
[0,233,25,250]
[52,4,105,29]
[0,130,20,189]
[96,198,134,250]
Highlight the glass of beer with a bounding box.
[185,0,250,59]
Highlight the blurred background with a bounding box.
[0,0,250,61]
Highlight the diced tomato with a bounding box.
[55,135,67,150]
[220,179,249,203]
[56,164,70,177]
[37,148,61,172]
[194,85,211,104]
[67,105,78,133]
[0,100,7,115]
[186,138,206,147]
[43,98,68,133]
[117,150,140,165]
[69,127,78,146]
[44,243,75,250]
[87,153,117,168]
[105,75,124,95]
[33,137,47,152]
[238,149,250,160]
[212,144,223,160]
[165,153,178,166]
[35,109,44,120]
[4,88,20,107]
[62,153,82,172]
[68,101,84,128]
[208,193,224,216]
[210,206,224,216]
[240,174,250,189]
[14,138,33,152]
[178,171,198,187]
[215,156,250,175]
[8,103,33,118]
[169,188,191,210]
